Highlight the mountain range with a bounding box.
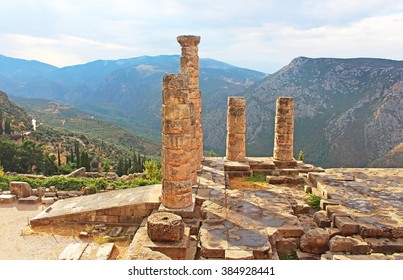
[0,54,402,168]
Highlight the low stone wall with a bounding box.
[30,202,161,227]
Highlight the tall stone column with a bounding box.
[226,97,246,161]
[273,97,296,165]
[177,35,202,185]
[161,74,193,209]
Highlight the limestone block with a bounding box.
[335,216,360,236]
[313,210,331,228]
[161,191,193,209]
[162,163,191,181]
[274,133,294,144]
[177,35,201,47]
[162,119,191,134]
[65,167,86,178]
[162,148,191,166]
[147,212,184,242]
[163,180,192,195]
[300,228,329,254]
[162,104,190,120]
[0,194,17,203]
[9,181,32,198]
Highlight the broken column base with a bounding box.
[159,195,196,218]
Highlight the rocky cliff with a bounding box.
[204,57,403,167]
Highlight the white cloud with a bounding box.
[0,0,402,72]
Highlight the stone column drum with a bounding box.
[161,74,193,209]
[177,35,202,185]
[226,97,246,161]
[273,97,295,164]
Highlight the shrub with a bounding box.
[144,160,162,181]
[0,165,4,178]
[298,150,305,161]
[209,149,215,157]
[305,193,321,208]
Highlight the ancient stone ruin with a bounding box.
[273,97,296,167]
[177,35,202,185]
[161,74,193,209]
[3,34,401,261]
[226,97,246,161]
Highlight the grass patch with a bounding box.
[93,235,117,245]
[305,193,321,208]
[279,251,298,260]
[246,173,267,183]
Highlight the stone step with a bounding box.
[18,196,40,204]
[0,194,17,203]
[224,161,251,171]
[365,238,403,254]
[78,242,115,260]
[59,243,88,260]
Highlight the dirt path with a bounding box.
[0,202,77,260]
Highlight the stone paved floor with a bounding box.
[195,158,403,260]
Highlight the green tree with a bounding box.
[0,138,17,171]
[0,109,3,135]
[144,159,162,181]
[16,140,44,173]
[80,151,91,171]
[74,142,80,167]
[4,117,11,134]
[116,158,124,177]
[57,147,61,167]
[209,149,216,157]
[298,150,305,161]
[44,153,58,176]
[101,158,111,172]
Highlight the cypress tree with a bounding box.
[57,147,61,167]
[75,142,80,167]
[0,110,3,135]
[70,147,74,164]
[4,117,11,134]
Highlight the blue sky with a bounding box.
[0,0,402,73]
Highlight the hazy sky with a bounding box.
[1,0,402,73]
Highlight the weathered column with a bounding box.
[177,35,202,185]
[273,97,296,166]
[226,97,246,161]
[161,74,193,209]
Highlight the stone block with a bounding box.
[300,228,329,254]
[59,243,88,260]
[41,197,55,204]
[0,194,17,203]
[313,210,331,228]
[162,104,190,120]
[276,238,299,255]
[162,119,191,134]
[18,196,40,204]
[365,238,403,254]
[9,181,32,198]
[225,250,254,260]
[162,134,192,150]
[277,227,304,238]
[329,236,370,254]
[296,250,320,260]
[335,216,360,236]
[162,163,191,181]
[147,212,184,242]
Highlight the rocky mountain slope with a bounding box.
[236,57,402,167]
[0,54,266,141]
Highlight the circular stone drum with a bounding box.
[147,212,184,242]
